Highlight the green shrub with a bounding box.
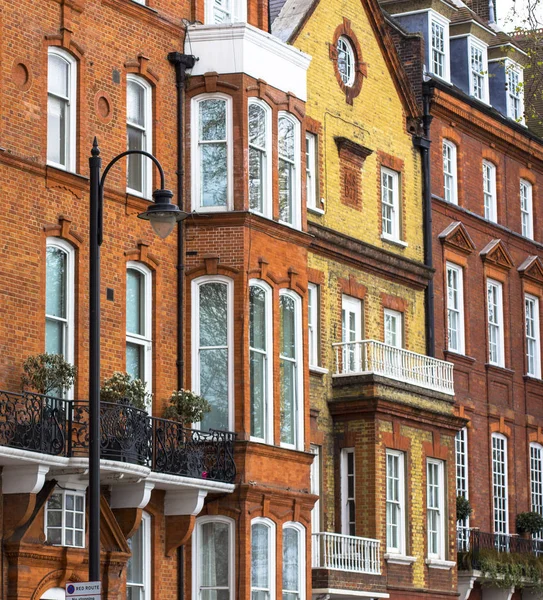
[100,372,150,411]
[21,353,76,396]
[457,495,473,522]
[163,389,211,426]
[516,512,543,535]
[478,548,543,590]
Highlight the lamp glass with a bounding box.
[148,212,177,239]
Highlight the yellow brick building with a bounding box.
[273,0,466,597]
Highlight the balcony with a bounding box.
[457,528,543,564]
[332,340,454,396]
[0,390,236,484]
[312,532,381,574]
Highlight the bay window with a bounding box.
[45,489,85,548]
[249,100,272,217]
[278,113,301,228]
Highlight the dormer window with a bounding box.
[429,15,449,81]
[506,63,524,122]
[469,39,488,103]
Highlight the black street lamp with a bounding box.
[88,139,187,581]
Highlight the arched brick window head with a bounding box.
[330,19,367,105]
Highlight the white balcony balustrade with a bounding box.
[312,532,381,574]
[332,340,454,395]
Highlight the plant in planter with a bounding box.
[21,353,77,396]
[516,511,543,536]
[456,495,473,522]
[100,372,151,410]
[163,389,211,426]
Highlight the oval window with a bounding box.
[337,36,356,87]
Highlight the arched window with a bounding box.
[249,281,273,443]
[248,99,272,218]
[127,512,151,600]
[282,522,305,600]
[193,516,235,600]
[192,94,233,212]
[127,75,153,198]
[47,48,77,171]
[278,113,301,229]
[40,588,65,600]
[126,262,153,399]
[251,518,276,599]
[46,238,75,396]
[279,290,303,449]
[482,160,497,222]
[336,37,356,87]
[192,277,234,431]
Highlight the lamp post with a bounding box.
[88,138,188,581]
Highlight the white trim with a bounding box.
[312,589,389,598]
[45,238,75,399]
[127,511,151,600]
[278,112,302,230]
[428,10,450,83]
[384,308,403,349]
[386,449,406,555]
[486,278,504,367]
[468,36,489,104]
[251,517,276,600]
[308,283,320,369]
[249,279,273,444]
[193,516,235,600]
[126,261,153,402]
[279,289,303,450]
[446,262,465,355]
[310,444,321,534]
[482,160,497,223]
[442,139,458,205]
[306,132,319,211]
[248,98,272,218]
[491,433,509,534]
[425,558,456,570]
[381,167,401,243]
[455,427,469,508]
[40,588,66,600]
[126,74,153,199]
[530,443,543,526]
[384,553,416,565]
[525,294,541,378]
[191,93,233,212]
[204,0,246,24]
[282,522,306,600]
[45,488,86,548]
[520,179,534,240]
[340,448,355,535]
[505,58,525,124]
[427,458,445,560]
[47,47,77,172]
[337,36,356,87]
[191,276,234,431]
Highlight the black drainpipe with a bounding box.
[414,81,435,357]
[167,50,197,600]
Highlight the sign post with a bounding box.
[66,582,101,600]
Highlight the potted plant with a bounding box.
[457,495,473,522]
[99,372,152,464]
[163,389,211,426]
[516,511,543,538]
[21,352,76,397]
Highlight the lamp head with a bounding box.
[138,189,188,238]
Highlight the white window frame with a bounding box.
[308,283,320,369]
[491,433,509,535]
[191,276,234,431]
[282,522,306,600]
[127,511,151,600]
[191,93,233,212]
[248,99,272,219]
[193,516,235,600]
[204,0,247,24]
[455,427,469,507]
[520,179,534,240]
[486,279,504,367]
[468,36,489,103]
[446,262,465,355]
[428,12,450,82]
[483,160,497,223]
[249,280,273,444]
[525,294,541,378]
[279,289,303,450]
[310,444,321,534]
[306,132,320,212]
[47,47,77,172]
[340,447,356,536]
[45,238,75,397]
[384,308,403,349]
[337,36,356,87]
[342,295,362,374]
[386,449,406,555]
[278,112,302,229]
[427,458,445,560]
[442,140,458,205]
[381,167,401,242]
[251,518,276,600]
[126,74,153,199]
[505,60,525,123]
[531,443,543,542]
[45,488,86,548]
[126,262,153,399]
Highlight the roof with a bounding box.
[272,0,317,43]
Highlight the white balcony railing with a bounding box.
[332,339,454,396]
[312,532,381,574]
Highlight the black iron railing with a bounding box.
[458,527,543,569]
[0,390,236,483]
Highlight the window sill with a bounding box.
[310,365,328,376]
[425,558,456,570]
[381,235,408,249]
[485,363,514,378]
[308,205,325,216]
[384,553,417,565]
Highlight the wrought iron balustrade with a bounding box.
[0,390,236,483]
[312,532,381,574]
[332,339,454,395]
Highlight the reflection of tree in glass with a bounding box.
[250,286,267,439]
[280,295,296,445]
[199,283,229,431]
[201,521,230,590]
[199,99,228,207]
[278,117,295,224]
[249,103,267,213]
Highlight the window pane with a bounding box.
[280,359,295,445]
[126,342,143,381]
[278,118,294,161]
[127,269,143,335]
[127,126,144,193]
[48,510,62,527]
[46,247,67,318]
[47,96,67,166]
[200,283,228,347]
[251,524,269,589]
[48,529,62,544]
[283,528,299,593]
[279,160,294,224]
[127,81,145,127]
[280,296,296,359]
[249,104,266,148]
[201,99,226,140]
[46,319,65,355]
[249,147,265,213]
[250,351,266,439]
[48,54,69,98]
[201,143,228,207]
[201,522,230,587]
[127,525,144,585]
[200,348,228,431]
